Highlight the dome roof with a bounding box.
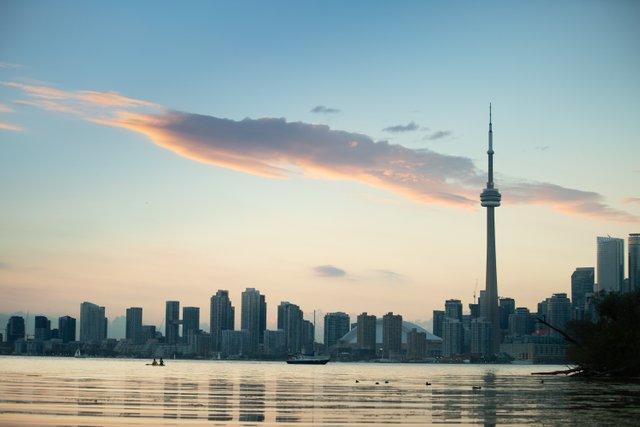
[338,319,442,345]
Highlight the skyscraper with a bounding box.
[546,293,572,337]
[498,298,515,331]
[444,300,463,321]
[480,104,501,354]
[629,234,640,292]
[382,312,402,357]
[571,267,594,315]
[324,312,350,350]
[80,302,107,343]
[356,312,376,351]
[182,306,200,343]
[432,310,444,338]
[125,307,143,344]
[406,328,427,360]
[470,317,492,357]
[5,316,25,344]
[34,315,51,341]
[301,319,315,354]
[241,288,265,354]
[278,301,303,355]
[58,316,76,343]
[597,236,624,293]
[210,290,235,352]
[165,301,180,344]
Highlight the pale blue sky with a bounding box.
[1,1,639,324]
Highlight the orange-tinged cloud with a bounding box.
[4,80,638,222]
[0,121,23,132]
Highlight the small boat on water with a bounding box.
[286,355,330,365]
[74,348,84,358]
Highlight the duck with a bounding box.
[384,380,389,384]
[375,381,380,385]
[355,380,359,383]
[425,382,432,386]
[472,385,482,390]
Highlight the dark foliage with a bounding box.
[566,291,640,377]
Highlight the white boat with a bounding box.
[74,348,84,358]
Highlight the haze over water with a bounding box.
[1,357,639,425]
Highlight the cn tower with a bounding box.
[480,104,501,354]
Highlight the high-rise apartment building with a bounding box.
[182,306,200,343]
[498,298,515,331]
[546,293,572,337]
[382,312,402,357]
[444,299,463,321]
[241,288,266,354]
[443,318,463,357]
[278,301,303,355]
[629,234,640,292]
[165,301,180,345]
[125,307,143,344]
[356,312,376,351]
[210,290,235,351]
[432,310,444,338]
[6,316,25,344]
[406,328,427,360]
[34,315,51,341]
[302,319,315,354]
[508,307,532,337]
[571,267,594,315]
[324,312,350,350]
[58,316,76,343]
[597,236,624,293]
[470,317,492,357]
[80,301,107,343]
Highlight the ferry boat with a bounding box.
[286,355,330,365]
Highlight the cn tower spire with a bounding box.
[480,103,501,355]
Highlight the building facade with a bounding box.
[125,307,143,344]
[382,312,402,357]
[324,312,350,351]
[182,306,200,343]
[356,312,376,351]
[165,301,180,345]
[241,288,266,355]
[210,290,235,351]
[597,236,624,293]
[80,301,107,343]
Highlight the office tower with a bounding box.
[571,267,594,316]
[182,306,200,343]
[6,316,25,344]
[141,325,157,342]
[259,294,266,344]
[480,105,502,354]
[125,307,143,344]
[278,302,303,355]
[443,318,463,357]
[221,329,250,358]
[324,312,350,350]
[470,318,492,357]
[356,312,377,351]
[241,288,265,354]
[406,328,427,360]
[478,290,487,318]
[597,236,624,293]
[499,298,515,331]
[630,234,640,292]
[165,301,180,345]
[444,299,463,321]
[469,303,480,319]
[34,315,51,341]
[58,316,76,343]
[210,290,235,351]
[546,293,572,337]
[508,307,531,337]
[432,310,444,338]
[80,301,107,343]
[382,312,403,357]
[264,330,287,357]
[302,319,315,354]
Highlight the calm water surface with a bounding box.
[1,356,639,425]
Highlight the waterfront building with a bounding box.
[546,293,572,337]
[80,301,107,343]
[58,316,76,343]
[498,298,515,331]
[34,315,51,341]
[630,234,640,292]
[571,267,594,318]
[500,335,567,364]
[165,301,180,345]
[470,318,492,357]
[432,310,444,338]
[442,318,463,357]
[480,105,502,354]
[264,329,287,357]
[597,236,624,293]
[406,328,427,360]
[323,312,350,350]
[241,288,265,354]
[508,307,532,337]
[469,303,480,319]
[141,325,157,342]
[382,312,403,358]
[210,290,235,351]
[125,307,143,344]
[182,306,200,343]
[221,329,250,358]
[278,301,303,355]
[6,316,25,344]
[302,319,315,354]
[356,312,377,351]
[188,331,211,358]
[444,299,463,321]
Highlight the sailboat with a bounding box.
[286,310,330,365]
[74,348,84,358]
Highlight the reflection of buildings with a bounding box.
[239,380,265,422]
[208,378,232,421]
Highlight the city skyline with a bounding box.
[1,2,640,324]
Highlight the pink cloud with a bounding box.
[0,121,23,132]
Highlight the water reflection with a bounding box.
[208,378,233,421]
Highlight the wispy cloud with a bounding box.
[0,62,22,69]
[4,80,638,223]
[0,102,13,113]
[0,121,23,132]
[534,145,550,151]
[373,269,404,281]
[314,265,346,277]
[623,197,640,205]
[383,121,419,133]
[310,105,340,114]
[424,130,452,141]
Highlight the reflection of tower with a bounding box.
[480,104,501,354]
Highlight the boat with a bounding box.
[74,348,84,358]
[286,355,330,365]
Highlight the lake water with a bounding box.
[0,356,639,425]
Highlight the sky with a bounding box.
[1,1,639,332]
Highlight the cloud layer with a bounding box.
[314,265,347,277]
[5,81,638,223]
[310,105,340,114]
[383,121,420,133]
